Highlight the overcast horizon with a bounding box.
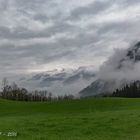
[0,0,140,79]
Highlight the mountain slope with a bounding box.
[79,41,140,97]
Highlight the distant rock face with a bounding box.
[118,41,140,69]
[127,41,140,61]
[79,80,115,97]
[79,42,140,97]
[79,79,128,97]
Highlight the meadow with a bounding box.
[0,98,140,140]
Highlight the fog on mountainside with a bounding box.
[79,42,140,97]
[19,66,96,96]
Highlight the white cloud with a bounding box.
[0,0,140,79]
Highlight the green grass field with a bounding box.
[0,98,140,140]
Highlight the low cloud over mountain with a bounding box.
[19,66,96,96]
[80,41,140,97]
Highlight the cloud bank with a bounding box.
[0,0,140,80]
[96,42,140,92]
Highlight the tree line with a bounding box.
[112,81,140,98]
[0,78,74,101]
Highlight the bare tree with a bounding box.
[1,77,9,98]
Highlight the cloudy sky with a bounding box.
[0,0,140,78]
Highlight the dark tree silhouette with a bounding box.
[112,81,140,98]
[0,78,75,102]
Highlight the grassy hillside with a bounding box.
[0,98,140,140]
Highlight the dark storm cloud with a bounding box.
[69,0,114,20]
[0,22,75,40]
